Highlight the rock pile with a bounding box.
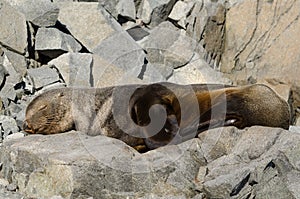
[0,0,299,198]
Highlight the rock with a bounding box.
[0,62,8,87]
[92,54,144,87]
[7,0,59,27]
[196,126,300,198]
[2,48,27,78]
[185,1,226,69]
[58,2,115,52]
[92,29,146,71]
[0,178,9,187]
[35,27,82,58]
[221,0,300,86]
[27,65,60,89]
[0,131,205,198]
[48,53,92,87]
[0,115,19,138]
[139,21,180,65]
[4,132,25,142]
[0,0,27,54]
[99,0,136,21]
[137,0,177,27]
[126,26,149,41]
[168,54,232,85]
[168,0,195,29]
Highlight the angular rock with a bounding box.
[0,131,205,198]
[167,54,232,85]
[0,62,8,87]
[2,48,27,78]
[35,27,82,58]
[93,30,146,71]
[168,0,195,29]
[196,126,300,198]
[0,115,19,138]
[99,0,136,21]
[48,53,92,87]
[27,65,60,89]
[221,0,300,86]
[126,26,149,41]
[92,54,144,88]
[0,0,27,54]
[186,1,226,69]
[137,0,177,27]
[58,2,115,52]
[7,0,59,27]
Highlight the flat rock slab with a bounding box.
[0,127,300,198]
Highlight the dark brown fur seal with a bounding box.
[23,83,290,152]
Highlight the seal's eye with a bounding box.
[38,105,47,111]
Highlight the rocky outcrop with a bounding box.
[0,127,300,198]
[0,0,299,198]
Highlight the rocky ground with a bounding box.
[0,0,300,198]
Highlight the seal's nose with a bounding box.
[23,120,34,133]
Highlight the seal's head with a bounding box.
[23,88,74,134]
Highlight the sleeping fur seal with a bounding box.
[23,83,290,152]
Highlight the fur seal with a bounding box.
[23,83,290,152]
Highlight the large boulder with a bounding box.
[221,0,300,86]
[1,126,300,198]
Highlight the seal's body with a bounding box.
[23,83,290,152]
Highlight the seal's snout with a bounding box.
[23,120,34,134]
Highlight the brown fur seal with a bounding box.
[23,83,290,152]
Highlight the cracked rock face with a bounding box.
[0,0,299,198]
[0,127,300,198]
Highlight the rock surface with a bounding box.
[0,127,300,198]
[0,0,299,198]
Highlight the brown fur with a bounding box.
[24,83,290,152]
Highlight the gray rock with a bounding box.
[93,30,146,71]
[0,131,205,198]
[2,48,27,78]
[48,53,92,87]
[58,2,115,52]
[0,62,8,87]
[35,27,82,58]
[137,0,177,27]
[4,132,25,142]
[139,21,180,65]
[99,0,136,21]
[0,0,27,54]
[0,115,19,138]
[8,0,59,27]
[27,65,60,89]
[126,26,150,41]
[167,54,232,84]
[168,0,195,29]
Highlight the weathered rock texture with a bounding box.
[0,0,299,198]
[0,127,300,198]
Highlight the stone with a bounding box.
[93,29,146,71]
[35,27,82,58]
[167,54,232,85]
[126,26,149,41]
[58,2,115,52]
[0,62,8,87]
[7,0,59,27]
[196,126,300,198]
[168,0,195,29]
[92,54,144,88]
[99,0,136,21]
[137,0,177,27]
[49,53,92,87]
[2,48,27,78]
[185,1,226,69]
[4,132,25,142]
[0,131,205,198]
[139,21,180,65]
[0,0,27,54]
[221,0,300,86]
[0,115,19,138]
[27,65,60,89]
